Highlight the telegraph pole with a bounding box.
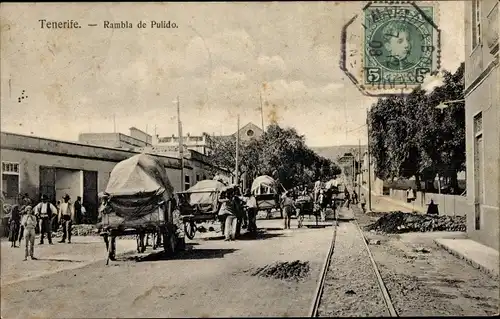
[175,96,185,191]
[259,92,265,130]
[235,114,240,186]
[366,108,372,211]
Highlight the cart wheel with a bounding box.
[184,221,196,240]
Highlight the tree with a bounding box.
[205,124,341,190]
[418,62,465,193]
[368,62,465,192]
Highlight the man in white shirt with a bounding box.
[34,195,57,245]
[58,194,74,243]
[244,190,258,233]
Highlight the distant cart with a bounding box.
[176,180,225,240]
[97,154,185,263]
[251,175,281,219]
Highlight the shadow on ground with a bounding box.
[237,231,284,241]
[36,258,85,263]
[125,246,238,262]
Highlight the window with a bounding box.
[184,175,190,190]
[246,129,255,137]
[473,112,483,135]
[196,174,200,182]
[1,162,20,199]
[472,0,482,49]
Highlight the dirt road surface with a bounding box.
[1,218,335,318]
[353,206,499,316]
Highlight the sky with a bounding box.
[0,2,465,147]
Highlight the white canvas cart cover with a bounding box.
[184,180,225,207]
[100,154,174,220]
[251,175,277,195]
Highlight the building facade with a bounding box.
[154,122,264,156]
[78,127,153,150]
[0,132,229,222]
[464,0,499,251]
[156,133,210,155]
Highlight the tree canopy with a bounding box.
[368,62,465,192]
[205,124,342,190]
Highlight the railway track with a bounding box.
[308,214,398,317]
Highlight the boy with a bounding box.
[21,206,38,260]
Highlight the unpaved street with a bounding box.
[1,218,334,318]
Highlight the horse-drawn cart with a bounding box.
[251,175,281,219]
[97,154,185,263]
[176,179,225,240]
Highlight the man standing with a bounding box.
[58,194,74,243]
[344,189,351,210]
[21,205,37,260]
[281,191,296,230]
[244,190,258,234]
[34,195,57,245]
[360,193,367,213]
[74,196,82,225]
[313,179,322,203]
[220,188,238,241]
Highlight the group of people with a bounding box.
[7,193,86,260]
[217,186,258,241]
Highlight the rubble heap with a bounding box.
[250,260,310,281]
[53,224,99,237]
[365,211,466,233]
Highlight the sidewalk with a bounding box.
[434,238,499,279]
[1,236,137,286]
[360,185,424,213]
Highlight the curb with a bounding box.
[433,239,499,280]
[360,185,425,213]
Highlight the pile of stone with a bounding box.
[365,211,466,233]
[53,224,99,237]
[250,260,310,281]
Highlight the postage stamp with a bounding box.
[362,2,440,89]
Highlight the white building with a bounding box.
[464,0,499,251]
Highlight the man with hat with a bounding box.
[58,194,74,243]
[34,194,57,245]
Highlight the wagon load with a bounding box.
[98,154,175,229]
[180,180,225,214]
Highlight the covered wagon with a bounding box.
[251,175,281,219]
[98,154,184,262]
[176,179,225,239]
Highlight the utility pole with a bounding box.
[366,108,372,211]
[358,139,361,197]
[175,96,185,191]
[113,114,116,133]
[259,92,265,130]
[236,114,240,187]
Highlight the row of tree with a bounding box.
[368,62,465,193]
[205,124,342,190]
